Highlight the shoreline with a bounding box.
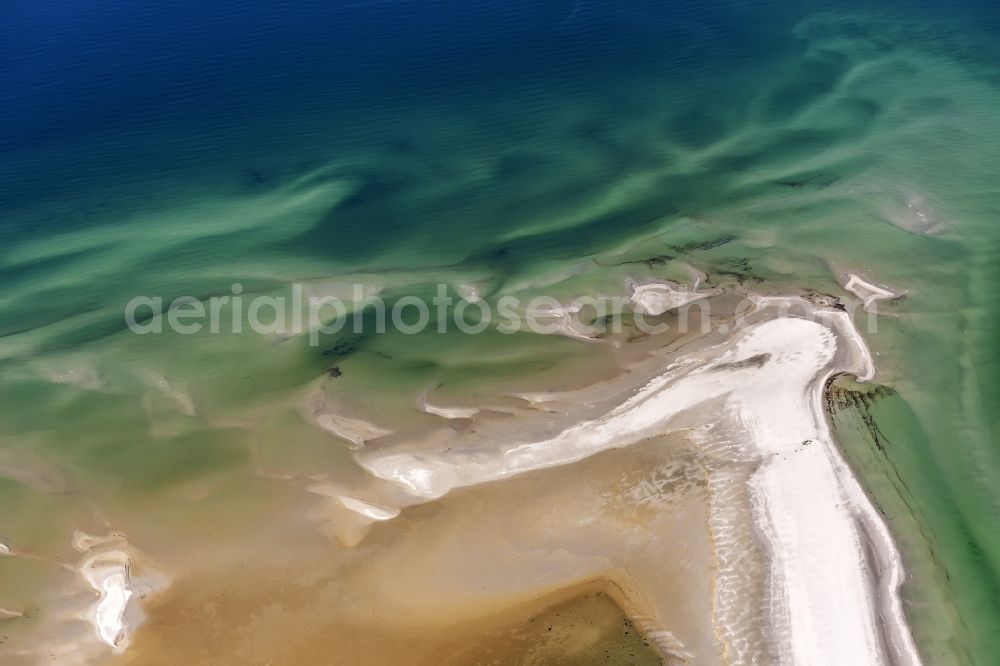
[1,296,923,664]
[354,295,921,664]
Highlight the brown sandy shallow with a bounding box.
[121,433,733,665]
[5,289,894,665]
[128,582,663,666]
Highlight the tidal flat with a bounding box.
[2,1,1000,664]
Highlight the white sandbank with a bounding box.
[0,532,164,663]
[844,273,898,312]
[537,303,601,341]
[310,390,394,449]
[357,299,920,665]
[628,279,710,315]
[421,399,480,419]
[308,482,401,522]
[314,412,393,449]
[72,531,168,654]
[80,549,134,650]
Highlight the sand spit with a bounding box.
[356,297,921,665]
[844,274,899,312]
[308,482,401,522]
[306,481,404,546]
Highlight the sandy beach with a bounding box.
[346,295,922,664]
[0,286,925,665]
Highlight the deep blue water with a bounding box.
[2,0,997,222]
[0,2,784,217]
[1,1,734,151]
[2,0,999,326]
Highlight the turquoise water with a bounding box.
[1,1,999,662]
